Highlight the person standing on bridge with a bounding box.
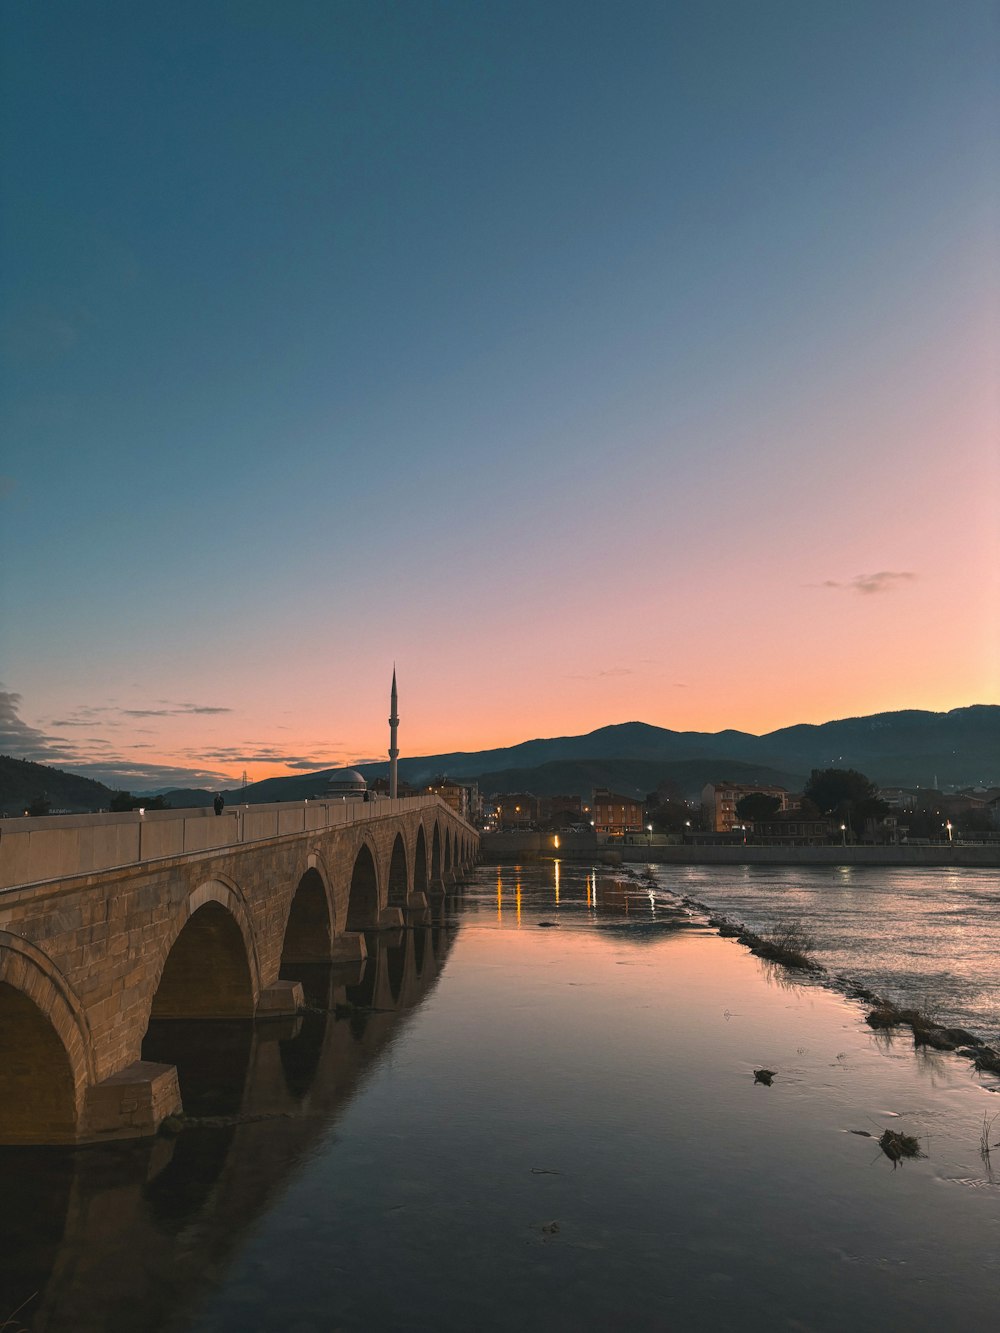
[214,793,225,816]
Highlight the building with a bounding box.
[751,819,833,845]
[538,794,583,825]
[368,776,417,798]
[701,782,789,833]
[592,788,644,835]
[425,777,480,822]
[879,787,918,812]
[492,792,540,829]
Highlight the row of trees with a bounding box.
[108,792,170,812]
[736,768,889,832]
[21,791,171,816]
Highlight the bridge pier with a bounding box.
[81,1059,182,1142]
[256,980,304,1017]
[329,930,367,963]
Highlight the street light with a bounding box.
[646,823,653,846]
[840,823,847,846]
[945,820,953,844]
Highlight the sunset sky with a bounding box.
[2,1,997,789]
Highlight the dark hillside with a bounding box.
[470,757,805,801]
[0,756,113,815]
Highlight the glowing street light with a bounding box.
[945,820,953,843]
[840,822,847,846]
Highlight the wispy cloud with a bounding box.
[0,689,54,755]
[815,571,917,596]
[3,688,362,790]
[566,666,634,680]
[1,687,233,789]
[122,703,232,717]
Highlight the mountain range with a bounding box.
[2,706,996,813]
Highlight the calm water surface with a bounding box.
[4,863,999,1332]
[647,863,1000,1043]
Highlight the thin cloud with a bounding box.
[62,761,234,790]
[195,745,351,768]
[283,758,355,771]
[816,571,917,596]
[122,703,232,717]
[0,688,232,789]
[566,666,634,680]
[0,688,54,755]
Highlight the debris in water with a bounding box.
[879,1129,920,1162]
[753,1069,776,1086]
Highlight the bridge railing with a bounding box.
[0,796,473,891]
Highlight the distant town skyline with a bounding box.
[2,2,997,788]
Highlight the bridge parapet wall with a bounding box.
[0,796,455,891]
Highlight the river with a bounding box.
[2,861,998,1332]
[644,863,1000,1044]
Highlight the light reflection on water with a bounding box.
[2,863,999,1333]
[643,863,1000,1042]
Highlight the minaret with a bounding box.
[388,667,399,799]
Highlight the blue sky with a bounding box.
[1,1,997,787]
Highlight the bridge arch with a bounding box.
[281,865,334,971]
[0,934,93,1144]
[346,842,380,930]
[387,833,409,909]
[444,831,453,877]
[146,879,259,1023]
[413,825,428,896]
[430,822,442,887]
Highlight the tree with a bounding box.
[803,768,887,830]
[109,791,170,812]
[647,799,696,833]
[735,792,782,822]
[26,794,51,817]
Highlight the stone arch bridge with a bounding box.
[0,796,477,1145]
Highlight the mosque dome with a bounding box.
[323,768,368,796]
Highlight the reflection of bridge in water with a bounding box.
[0,797,477,1145]
[0,914,460,1333]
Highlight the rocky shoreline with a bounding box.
[676,890,1000,1086]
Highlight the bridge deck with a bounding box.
[0,796,467,891]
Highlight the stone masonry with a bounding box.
[0,797,477,1144]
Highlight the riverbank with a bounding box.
[479,829,1000,866]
